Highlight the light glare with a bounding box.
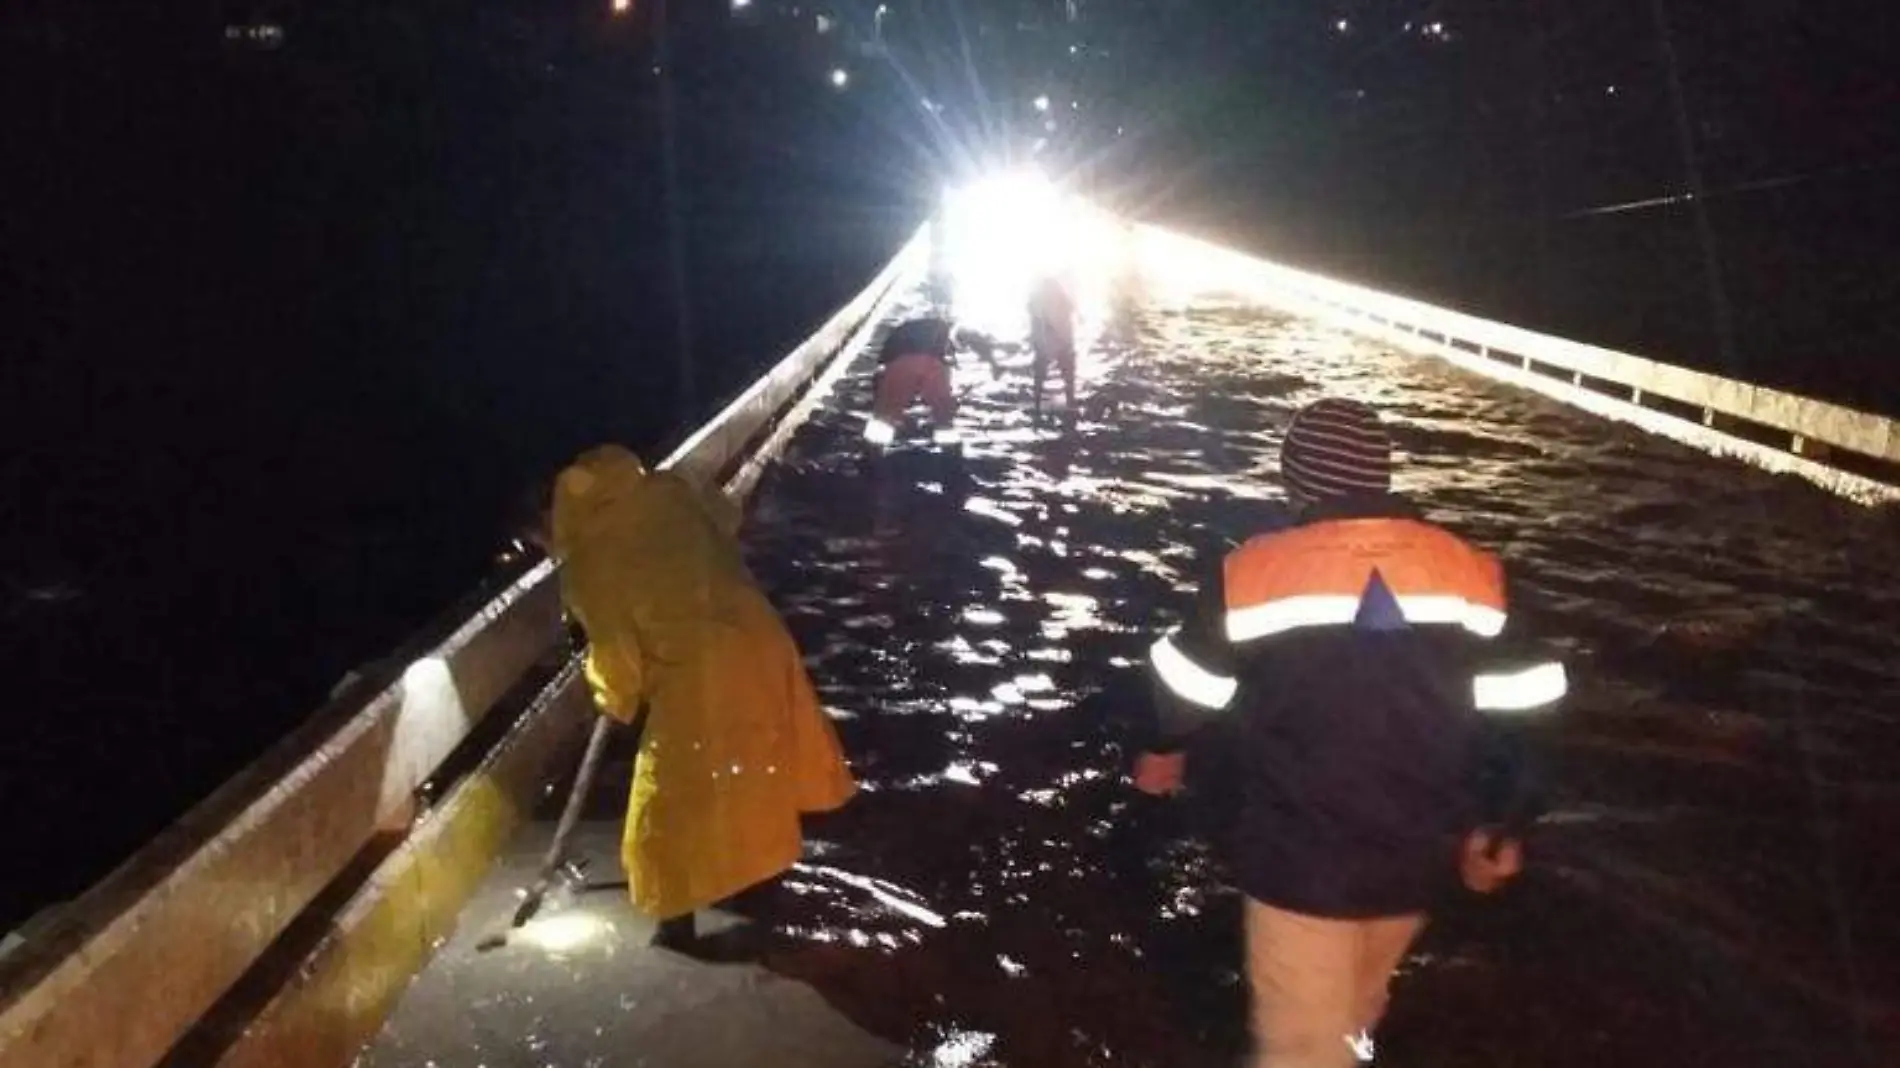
[937,169,1125,356]
[518,912,610,953]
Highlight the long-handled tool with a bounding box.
[476,713,615,951]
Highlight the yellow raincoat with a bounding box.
[550,445,855,919]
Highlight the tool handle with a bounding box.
[535,714,615,880]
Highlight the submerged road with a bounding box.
[366,266,1899,1068]
[734,275,1900,1067]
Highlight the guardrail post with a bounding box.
[1792,435,1831,460]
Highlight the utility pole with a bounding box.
[654,0,696,423]
[1650,0,1738,371]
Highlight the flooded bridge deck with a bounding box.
[361,268,1900,1068]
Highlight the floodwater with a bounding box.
[725,272,1900,1066]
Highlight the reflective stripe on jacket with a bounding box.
[1142,494,1559,917]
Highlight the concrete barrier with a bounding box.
[0,563,564,1068]
[1137,226,1900,505]
[0,222,927,1068]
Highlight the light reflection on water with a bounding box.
[737,273,1900,1066]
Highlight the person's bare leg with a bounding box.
[1031,348,1047,424]
[1245,899,1361,1068]
[1349,914,1426,1059]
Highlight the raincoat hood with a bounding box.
[551,445,650,558]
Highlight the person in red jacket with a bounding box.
[1133,397,1565,1068]
[863,315,999,449]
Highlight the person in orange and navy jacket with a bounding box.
[1132,397,1566,1068]
[863,315,1000,450]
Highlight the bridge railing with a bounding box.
[14,201,1890,1068]
[1138,226,1900,505]
[0,225,927,1068]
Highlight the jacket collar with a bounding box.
[1294,492,1423,525]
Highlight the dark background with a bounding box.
[3,0,1896,929]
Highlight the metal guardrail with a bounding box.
[0,223,927,1068]
[1138,226,1900,505]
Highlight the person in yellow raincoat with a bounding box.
[531,444,856,951]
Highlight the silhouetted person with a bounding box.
[863,315,999,450]
[1027,275,1078,423]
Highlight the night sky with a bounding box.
[2,0,1897,926]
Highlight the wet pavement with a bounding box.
[367,269,1900,1067]
[360,822,900,1068]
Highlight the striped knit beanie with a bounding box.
[1280,398,1392,501]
